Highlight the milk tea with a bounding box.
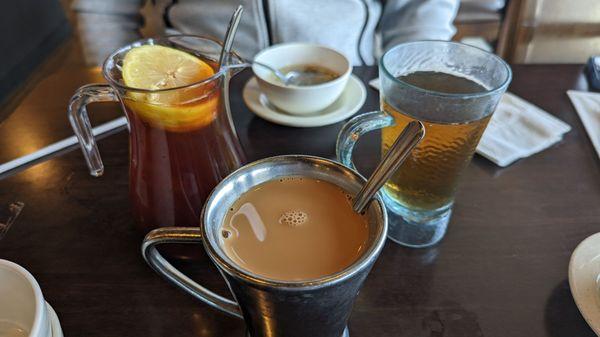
[220,177,369,281]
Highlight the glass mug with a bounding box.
[337,41,511,248]
[68,35,246,235]
[142,155,388,337]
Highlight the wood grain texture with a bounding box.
[0,65,598,337]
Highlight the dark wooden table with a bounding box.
[0,65,599,337]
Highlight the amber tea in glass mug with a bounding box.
[380,72,492,211]
[68,35,246,237]
[337,41,511,248]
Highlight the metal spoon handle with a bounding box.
[218,5,244,69]
[251,61,289,82]
[353,120,425,214]
[220,60,289,86]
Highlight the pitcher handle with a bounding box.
[141,227,243,319]
[68,83,119,177]
[336,111,395,169]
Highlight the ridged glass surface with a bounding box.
[382,100,490,211]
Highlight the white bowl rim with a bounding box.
[568,232,600,335]
[252,42,352,90]
[0,259,46,337]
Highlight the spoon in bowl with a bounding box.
[352,121,425,214]
[251,61,302,86]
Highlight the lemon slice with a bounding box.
[121,45,218,132]
[123,45,214,91]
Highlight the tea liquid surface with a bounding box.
[397,71,486,95]
[220,177,369,281]
[275,64,340,86]
[0,321,28,337]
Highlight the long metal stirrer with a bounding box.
[353,121,425,214]
[218,5,244,70]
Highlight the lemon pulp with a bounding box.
[121,45,218,131]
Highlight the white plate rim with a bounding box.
[45,302,63,337]
[242,74,367,128]
[568,232,600,336]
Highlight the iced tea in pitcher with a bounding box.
[69,36,246,235]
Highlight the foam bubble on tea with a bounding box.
[220,177,369,281]
[279,210,308,227]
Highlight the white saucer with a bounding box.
[242,75,366,127]
[46,302,63,337]
[569,232,600,336]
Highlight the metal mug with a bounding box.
[141,155,388,337]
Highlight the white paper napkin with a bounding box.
[567,90,600,159]
[368,78,571,167]
[478,93,571,166]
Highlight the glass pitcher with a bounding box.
[68,35,246,233]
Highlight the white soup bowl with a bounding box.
[253,43,352,115]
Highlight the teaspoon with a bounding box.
[251,61,302,86]
[218,5,244,71]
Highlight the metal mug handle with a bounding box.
[141,227,243,318]
[336,111,395,169]
[68,83,120,177]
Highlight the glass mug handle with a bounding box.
[336,111,395,169]
[68,83,120,177]
[141,227,243,319]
